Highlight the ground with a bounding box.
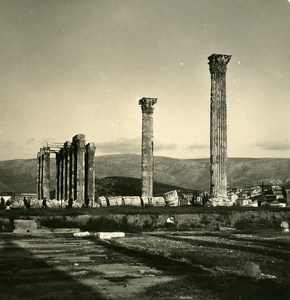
[0,229,289,299]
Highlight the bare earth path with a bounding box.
[0,231,289,299]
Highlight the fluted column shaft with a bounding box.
[69,144,74,199]
[43,147,50,199]
[56,152,61,200]
[64,141,71,200]
[139,97,157,197]
[59,149,64,200]
[208,54,231,199]
[85,143,96,205]
[37,152,41,200]
[73,134,86,202]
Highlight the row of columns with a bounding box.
[139,54,231,202]
[37,53,231,204]
[37,134,96,204]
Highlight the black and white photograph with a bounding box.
[0,0,289,299]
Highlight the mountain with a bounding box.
[96,176,192,197]
[95,154,290,190]
[0,154,289,193]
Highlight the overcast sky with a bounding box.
[0,0,289,160]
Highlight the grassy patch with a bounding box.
[234,218,284,230]
[40,217,79,228]
[142,275,290,300]
[82,216,142,233]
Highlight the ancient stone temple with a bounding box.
[208,54,231,203]
[139,97,157,197]
[37,134,96,205]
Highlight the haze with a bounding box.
[0,0,289,160]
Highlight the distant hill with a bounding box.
[0,154,289,193]
[96,176,192,197]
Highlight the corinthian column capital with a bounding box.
[139,97,157,114]
[208,54,231,74]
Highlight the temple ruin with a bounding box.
[139,97,157,197]
[208,54,231,203]
[37,134,96,205]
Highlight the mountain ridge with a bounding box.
[0,154,289,193]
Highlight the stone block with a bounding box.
[163,190,179,206]
[73,231,90,237]
[14,220,38,230]
[97,196,108,207]
[149,197,165,206]
[107,196,124,207]
[95,232,125,240]
[122,196,142,207]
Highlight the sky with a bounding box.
[0,0,289,160]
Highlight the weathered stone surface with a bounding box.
[139,97,157,198]
[85,143,96,205]
[72,134,86,203]
[149,197,165,206]
[64,141,71,200]
[281,221,289,233]
[73,231,90,237]
[244,262,261,278]
[208,54,231,203]
[107,196,124,207]
[122,196,142,207]
[43,147,51,200]
[97,196,108,207]
[95,232,125,240]
[163,190,179,206]
[141,197,149,206]
[14,220,38,230]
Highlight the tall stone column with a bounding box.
[43,147,50,199]
[56,152,61,200]
[40,152,44,199]
[139,97,157,197]
[208,54,231,200]
[73,134,86,203]
[64,141,71,200]
[37,152,41,200]
[85,143,96,205]
[59,149,64,200]
[69,144,75,199]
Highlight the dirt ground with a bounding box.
[0,230,289,299]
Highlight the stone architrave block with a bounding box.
[150,197,165,206]
[122,196,142,207]
[107,196,124,207]
[97,196,108,207]
[95,232,125,240]
[163,190,179,207]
